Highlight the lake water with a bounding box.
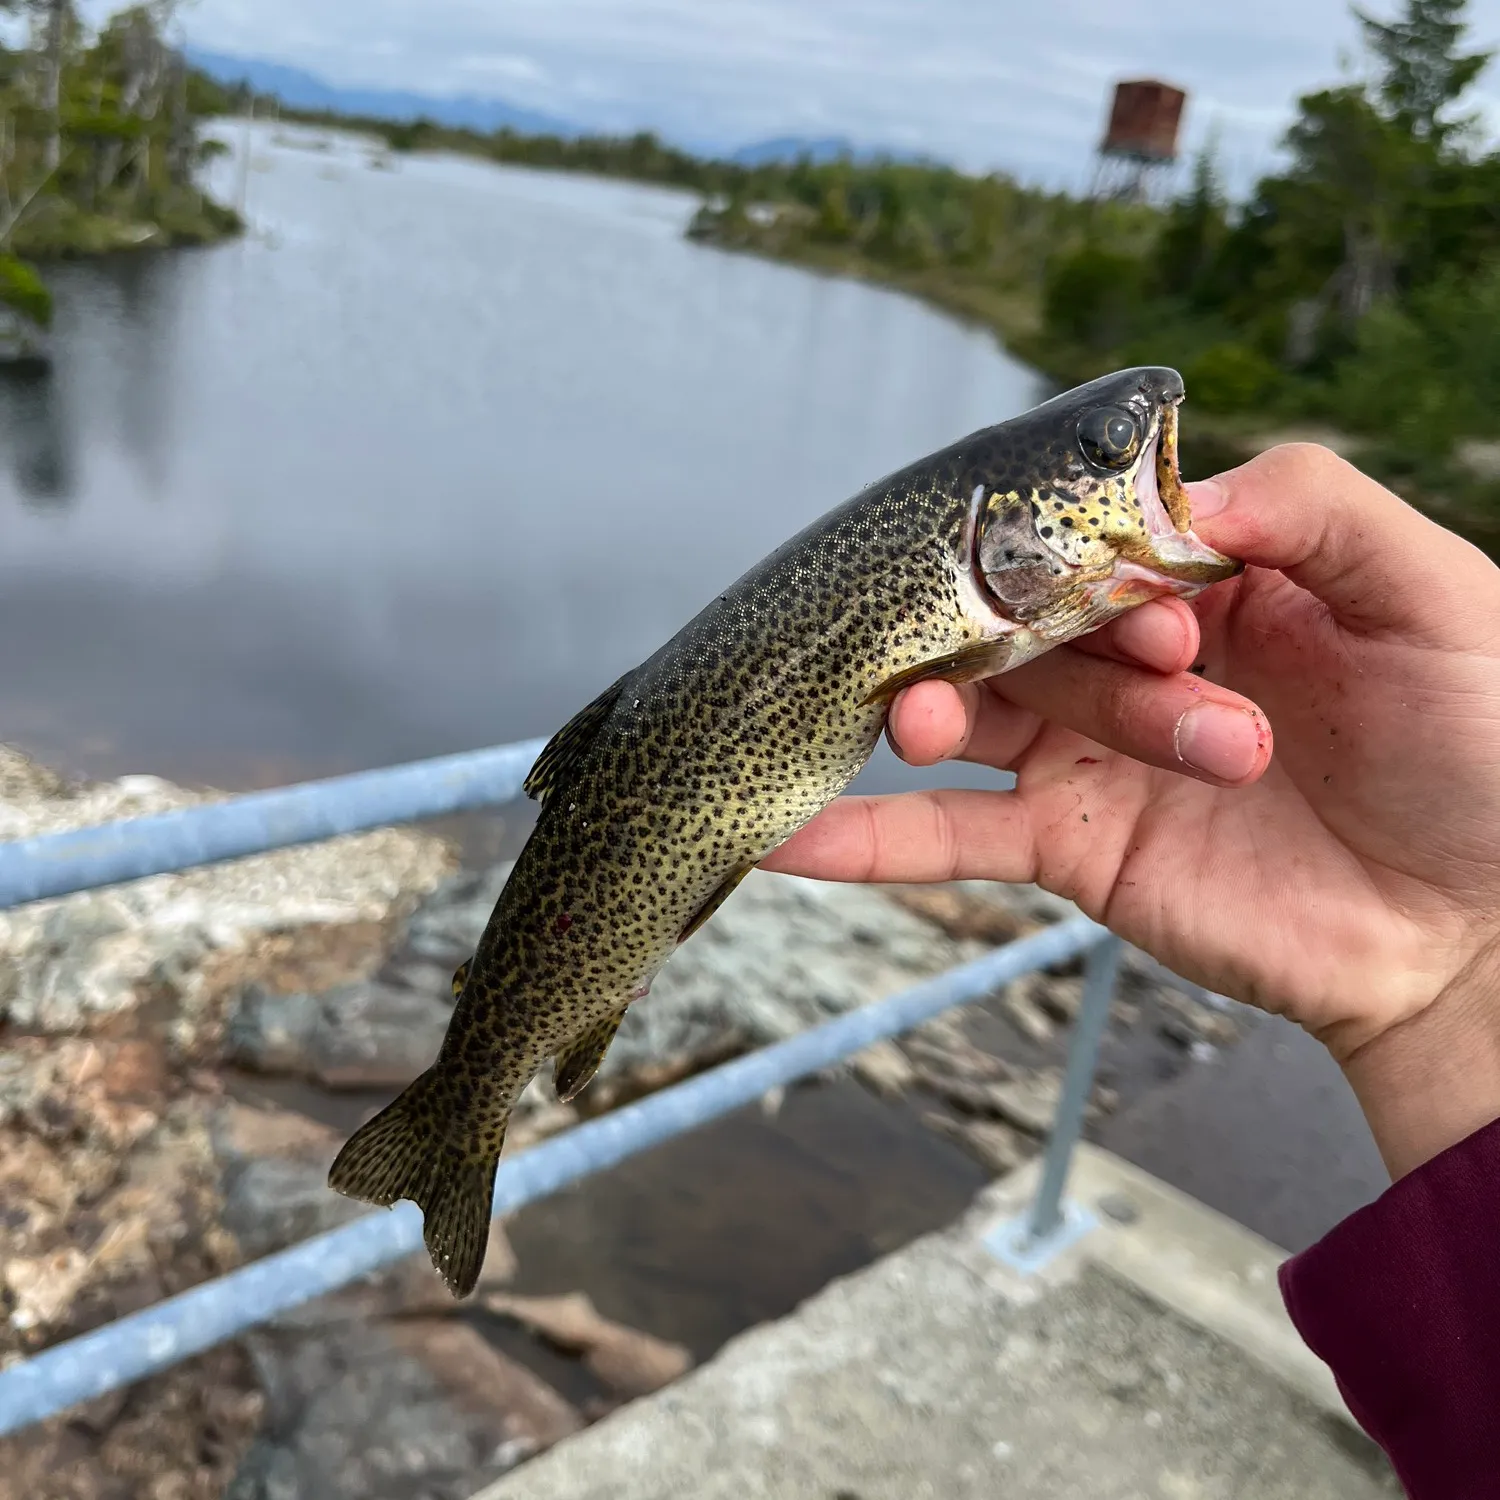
[0,120,1047,794]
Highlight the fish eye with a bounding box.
[1078,406,1141,470]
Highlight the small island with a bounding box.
[0,2,242,365]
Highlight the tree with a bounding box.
[1355,0,1492,145]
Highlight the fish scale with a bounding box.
[328,365,1242,1297]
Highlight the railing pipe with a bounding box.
[0,740,548,911]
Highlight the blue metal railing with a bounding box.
[0,739,549,911]
[0,737,1128,1437]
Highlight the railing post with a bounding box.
[984,932,1123,1272]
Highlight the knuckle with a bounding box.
[1275,440,1348,483]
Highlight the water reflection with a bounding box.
[0,364,70,506]
[0,122,1046,788]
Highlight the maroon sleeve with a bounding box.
[1279,1113,1500,1498]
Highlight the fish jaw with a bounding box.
[1113,423,1242,594]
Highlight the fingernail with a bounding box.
[884,717,912,762]
[1174,703,1260,781]
[1185,478,1229,520]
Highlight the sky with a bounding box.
[102,0,1500,194]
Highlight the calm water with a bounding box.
[0,120,1047,792]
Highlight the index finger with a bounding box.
[1188,443,1500,641]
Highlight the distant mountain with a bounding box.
[183,48,576,138]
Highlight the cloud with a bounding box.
[153,0,1500,189]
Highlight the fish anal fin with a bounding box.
[860,636,1035,708]
[327,1066,502,1300]
[523,671,634,804]
[679,863,754,944]
[554,1011,627,1103]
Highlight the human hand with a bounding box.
[764,444,1500,1175]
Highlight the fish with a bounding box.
[327,364,1242,1297]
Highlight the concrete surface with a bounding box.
[475,1146,1399,1500]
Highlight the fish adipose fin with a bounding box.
[450,958,471,999]
[327,1066,502,1300]
[679,863,755,944]
[523,671,634,804]
[554,1010,628,1103]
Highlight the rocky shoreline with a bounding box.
[0,745,1243,1500]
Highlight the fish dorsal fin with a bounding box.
[553,1010,627,1103]
[450,958,471,999]
[523,672,633,805]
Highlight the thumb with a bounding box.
[1189,443,1499,640]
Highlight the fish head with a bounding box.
[971,366,1242,632]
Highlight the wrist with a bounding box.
[1338,936,1500,1180]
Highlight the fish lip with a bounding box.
[1123,396,1242,589]
[1155,398,1194,534]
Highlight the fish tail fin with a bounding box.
[327,1066,503,1300]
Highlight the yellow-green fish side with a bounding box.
[328,365,1241,1297]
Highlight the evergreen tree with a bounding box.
[1355,0,1492,144]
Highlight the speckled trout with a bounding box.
[329,365,1241,1295]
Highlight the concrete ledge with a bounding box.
[980,1143,1352,1423]
[474,1145,1396,1499]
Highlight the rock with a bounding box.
[213,1101,342,1166]
[922,1114,1028,1176]
[483,1292,693,1397]
[226,979,452,1089]
[986,1070,1064,1136]
[5,1248,90,1333]
[0,1037,161,1151]
[402,866,513,963]
[915,1072,1018,1118]
[0,750,454,1035]
[0,1341,263,1500]
[1033,975,1084,1024]
[220,1155,368,1261]
[598,872,988,1081]
[221,989,320,1075]
[387,1320,584,1446]
[0,743,70,802]
[850,1040,916,1099]
[1159,1014,1197,1050]
[884,885,1027,946]
[903,1032,1012,1083]
[232,1317,566,1500]
[1001,977,1055,1044]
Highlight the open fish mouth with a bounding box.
[1111,396,1241,597]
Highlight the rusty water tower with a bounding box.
[1090,79,1186,203]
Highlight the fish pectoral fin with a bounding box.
[523,670,635,804]
[554,1011,628,1103]
[327,1065,502,1301]
[860,637,1031,708]
[450,958,471,1000]
[679,863,755,944]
